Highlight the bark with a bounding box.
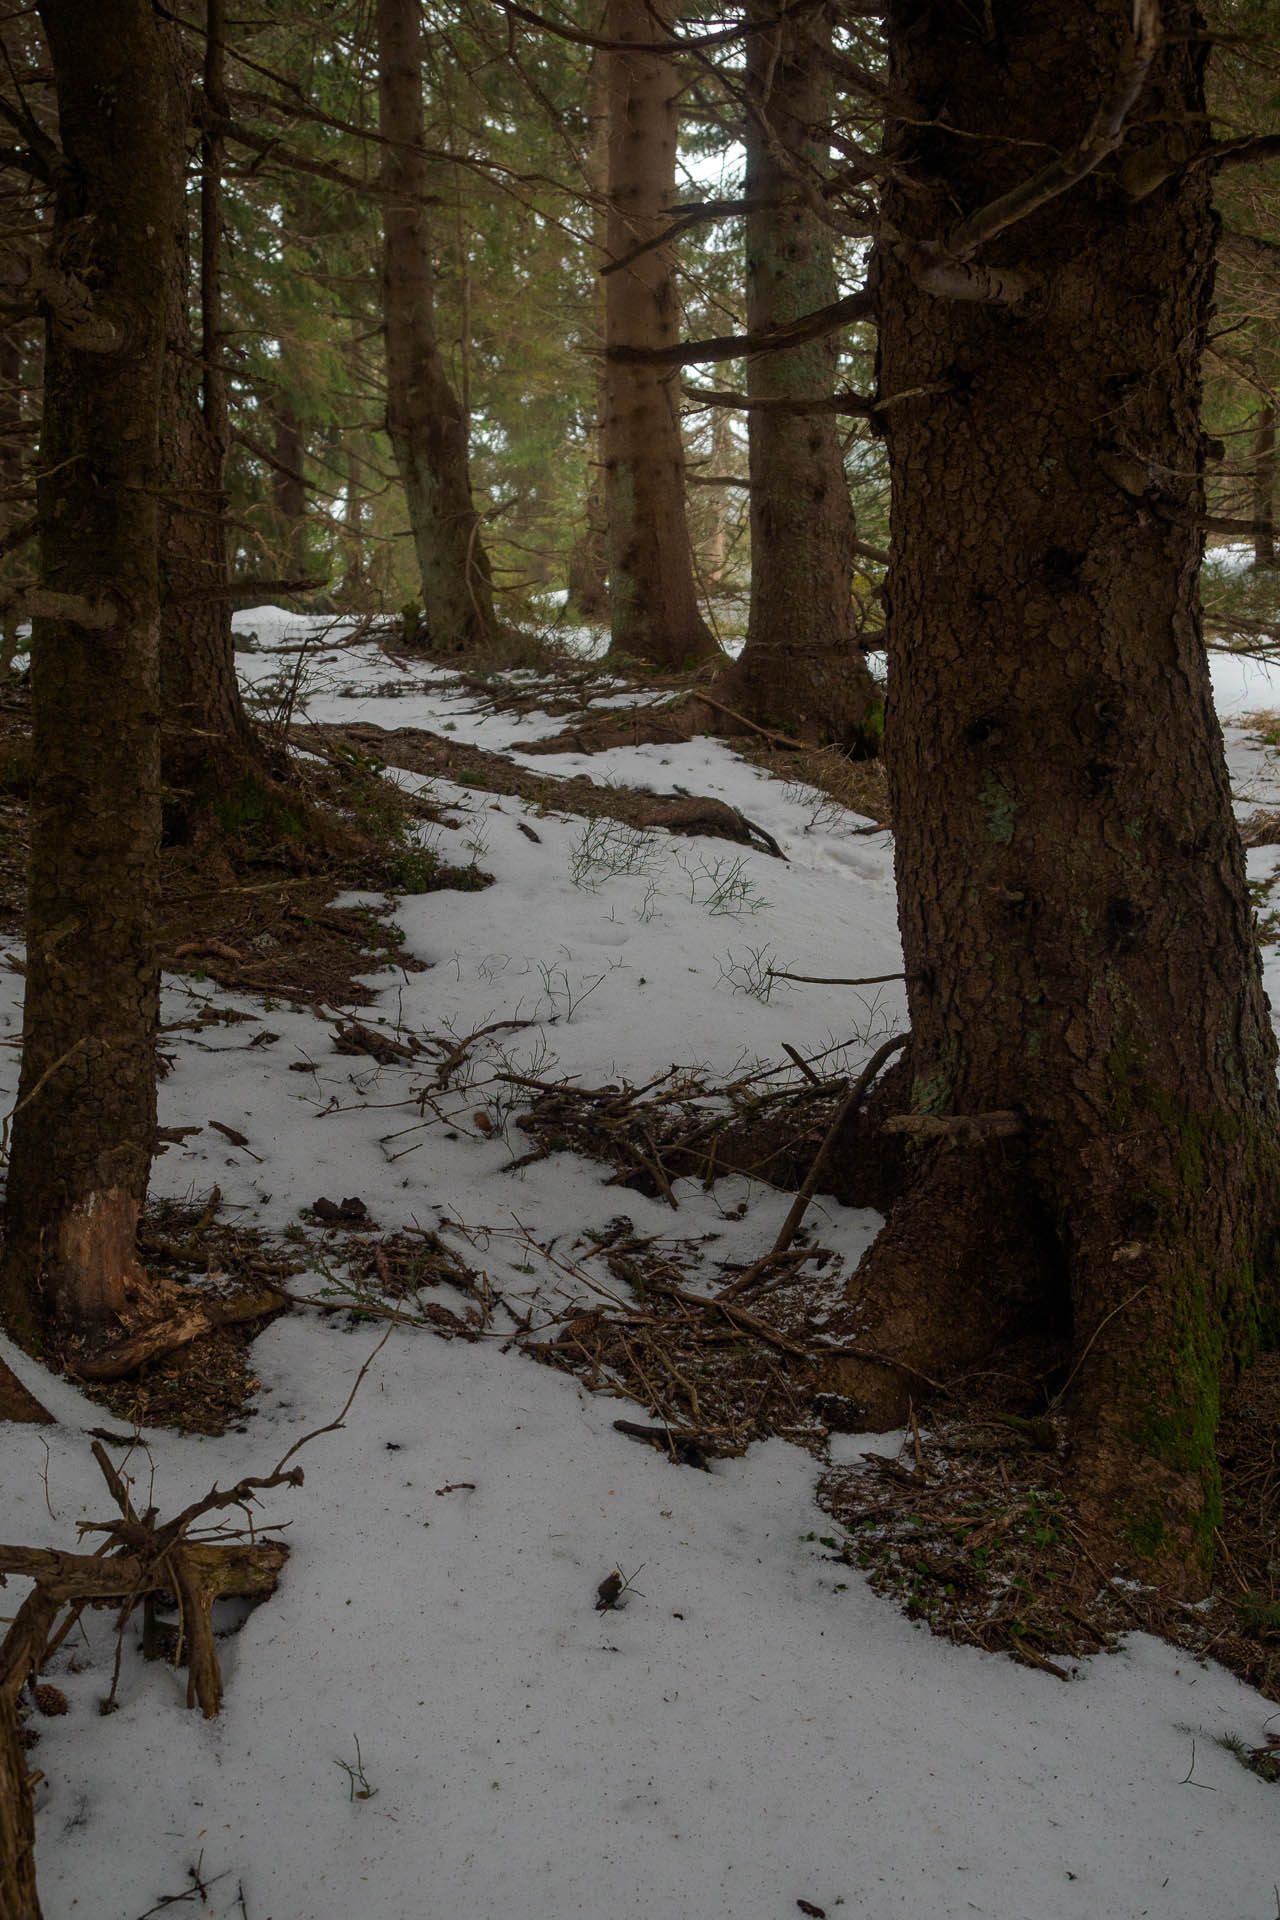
[1253,402,1275,567]
[603,0,718,667]
[819,0,1280,1588]
[0,327,26,672]
[1,0,184,1337]
[566,40,611,621]
[272,396,309,578]
[377,0,494,654]
[158,6,270,830]
[723,0,882,747]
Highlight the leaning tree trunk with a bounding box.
[602,0,718,667]
[377,0,494,654]
[819,0,1280,1589]
[1,0,184,1339]
[724,0,881,747]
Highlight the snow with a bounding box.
[4,613,1280,1920]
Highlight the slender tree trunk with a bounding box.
[376,0,494,653]
[820,0,1280,1589]
[272,396,309,577]
[567,40,611,621]
[0,328,26,675]
[1253,402,1275,566]
[603,0,717,667]
[157,8,268,834]
[1,0,184,1338]
[341,442,370,608]
[725,0,881,745]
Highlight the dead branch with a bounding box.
[773,1034,910,1254]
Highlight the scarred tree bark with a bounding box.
[723,0,882,746]
[603,0,718,666]
[1,0,184,1337]
[377,0,494,653]
[819,0,1280,1588]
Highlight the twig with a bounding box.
[773,1034,909,1254]
[769,969,907,988]
[782,1042,821,1086]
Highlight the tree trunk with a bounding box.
[377,0,494,654]
[724,0,881,747]
[159,1,271,833]
[566,40,611,622]
[1,0,184,1338]
[271,395,309,578]
[819,0,1280,1589]
[603,0,718,667]
[1253,402,1275,567]
[0,328,27,675]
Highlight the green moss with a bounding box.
[1122,1509,1168,1558]
[978,774,1017,845]
[213,780,304,842]
[911,1069,952,1115]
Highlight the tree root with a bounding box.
[811,1144,1054,1426]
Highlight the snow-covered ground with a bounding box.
[3,612,1280,1920]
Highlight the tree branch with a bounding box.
[607,284,875,367]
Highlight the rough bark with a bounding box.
[377,0,495,654]
[602,0,718,667]
[723,0,882,747]
[819,0,1280,1588]
[1253,402,1275,567]
[0,0,185,1338]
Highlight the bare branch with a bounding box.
[607,284,874,367]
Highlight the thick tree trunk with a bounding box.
[819,0,1280,1588]
[1,0,184,1337]
[724,0,881,746]
[603,0,718,667]
[377,0,494,654]
[1253,402,1275,567]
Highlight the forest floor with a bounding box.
[4,609,1280,1919]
